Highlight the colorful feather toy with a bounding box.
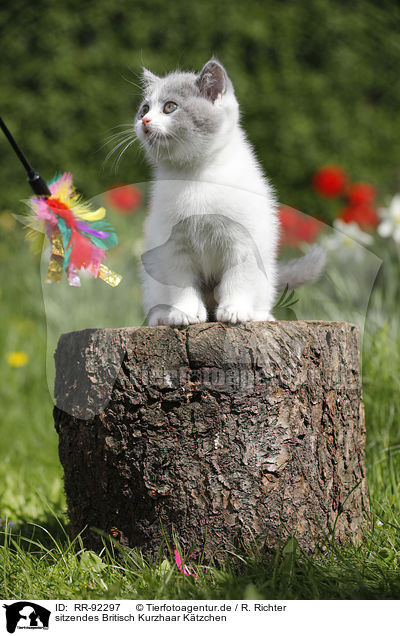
[28,172,121,286]
[0,117,122,287]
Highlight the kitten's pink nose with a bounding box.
[142,117,151,126]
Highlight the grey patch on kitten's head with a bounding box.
[135,59,238,166]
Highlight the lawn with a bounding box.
[1,208,400,600]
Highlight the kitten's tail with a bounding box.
[277,244,326,291]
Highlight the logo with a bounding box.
[3,603,50,634]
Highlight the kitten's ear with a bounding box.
[196,59,227,102]
[141,67,160,87]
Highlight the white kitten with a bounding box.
[134,59,324,326]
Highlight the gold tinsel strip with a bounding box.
[45,234,122,287]
[98,264,123,287]
[46,234,64,283]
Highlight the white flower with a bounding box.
[377,193,400,243]
[322,220,374,251]
[320,220,374,264]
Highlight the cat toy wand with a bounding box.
[0,116,51,196]
[0,116,122,287]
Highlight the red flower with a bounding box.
[339,203,379,230]
[313,166,347,198]
[279,205,321,247]
[105,185,142,214]
[348,182,376,206]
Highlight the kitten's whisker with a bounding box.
[165,130,192,162]
[111,122,135,128]
[122,67,143,93]
[99,131,135,152]
[104,128,134,140]
[103,134,136,169]
[99,122,135,146]
[166,130,190,162]
[103,122,134,135]
[103,135,135,161]
[164,136,171,161]
[114,132,138,164]
[121,77,143,93]
[165,136,173,162]
[98,128,134,152]
[156,136,162,162]
[113,137,138,173]
[166,130,183,143]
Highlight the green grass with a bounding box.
[1,214,400,600]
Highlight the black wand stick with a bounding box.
[0,117,51,196]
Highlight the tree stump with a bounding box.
[53,321,370,558]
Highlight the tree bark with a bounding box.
[53,321,370,558]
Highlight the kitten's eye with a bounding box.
[139,104,149,118]
[163,101,178,114]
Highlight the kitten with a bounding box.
[135,59,324,326]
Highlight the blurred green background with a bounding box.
[1,0,399,213]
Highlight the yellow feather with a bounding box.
[75,206,106,221]
[50,180,107,222]
[54,181,74,204]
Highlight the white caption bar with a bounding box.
[1,599,398,635]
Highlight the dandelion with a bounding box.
[6,351,29,367]
[377,193,400,243]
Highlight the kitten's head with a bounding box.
[134,59,239,166]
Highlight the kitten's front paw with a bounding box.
[147,307,171,326]
[147,304,207,326]
[167,306,206,326]
[216,304,256,324]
